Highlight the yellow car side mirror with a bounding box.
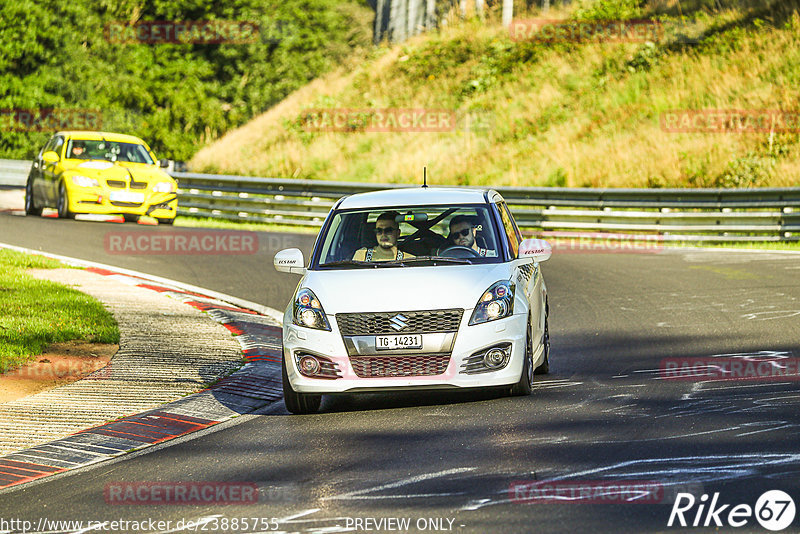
[42,151,60,163]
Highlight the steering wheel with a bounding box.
[438,245,481,258]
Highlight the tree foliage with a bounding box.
[0,0,372,159]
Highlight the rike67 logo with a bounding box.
[668,490,796,531]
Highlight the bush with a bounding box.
[574,0,644,22]
[714,153,775,188]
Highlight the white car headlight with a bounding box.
[293,288,331,331]
[71,175,99,187]
[469,280,515,325]
[152,181,175,193]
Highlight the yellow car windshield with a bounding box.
[66,139,154,164]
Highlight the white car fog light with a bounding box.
[484,348,507,368]
[299,355,321,375]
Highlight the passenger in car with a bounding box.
[446,215,496,256]
[352,211,416,261]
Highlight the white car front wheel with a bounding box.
[534,311,550,375]
[282,357,322,414]
[510,316,534,396]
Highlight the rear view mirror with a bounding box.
[396,212,428,223]
[159,159,170,168]
[274,248,306,274]
[518,239,552,263]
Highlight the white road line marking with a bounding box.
[278,508,322,522]
[736,423,794,437]
[323,467,476,501]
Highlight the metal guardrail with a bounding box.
[172,172,800,242]
[0,159,31,187]
[1,160,797,241]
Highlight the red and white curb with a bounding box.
[0,208,160,224]
[0,244,287,491]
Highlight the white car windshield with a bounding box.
[315,204,503,268]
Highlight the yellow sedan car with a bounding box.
[25,131,178,224]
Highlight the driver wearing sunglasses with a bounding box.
[447,215,492,256]
[353,211,416,262]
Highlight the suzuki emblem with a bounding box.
[389,314,408,331]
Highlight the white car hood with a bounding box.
[302,263,513,314]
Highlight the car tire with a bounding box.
[282,356,322,414]
[534,311,550,375]
[123,214,140,223]
[510,316,534,396]
[25,179,42,216]
[57,182,74,219]
[156,217,175,225]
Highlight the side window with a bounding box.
[497,202,520,258]
[42,136,57,155]
[51,136,65,157]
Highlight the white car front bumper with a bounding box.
[282,309,538,394]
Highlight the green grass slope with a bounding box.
[191,0,800,188]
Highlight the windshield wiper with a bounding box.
[321,256,473,268]
[320,259,371,268]
[398,256,473,265]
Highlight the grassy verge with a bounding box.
[543,236,800,252]
[662,240,800,251]
[174,216,320,234]
[0,249,119,373]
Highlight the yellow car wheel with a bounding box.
[57,182,74,219]
[25,179,42,216]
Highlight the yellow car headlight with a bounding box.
[152,182,176,193]
[71,175,99,187]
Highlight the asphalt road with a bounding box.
[1,212,800,533]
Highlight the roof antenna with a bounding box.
[422,166,428,188]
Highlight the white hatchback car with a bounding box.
[274,187,552,414]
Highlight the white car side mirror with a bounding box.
[518,239,552,263]
[274,248,306,274]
